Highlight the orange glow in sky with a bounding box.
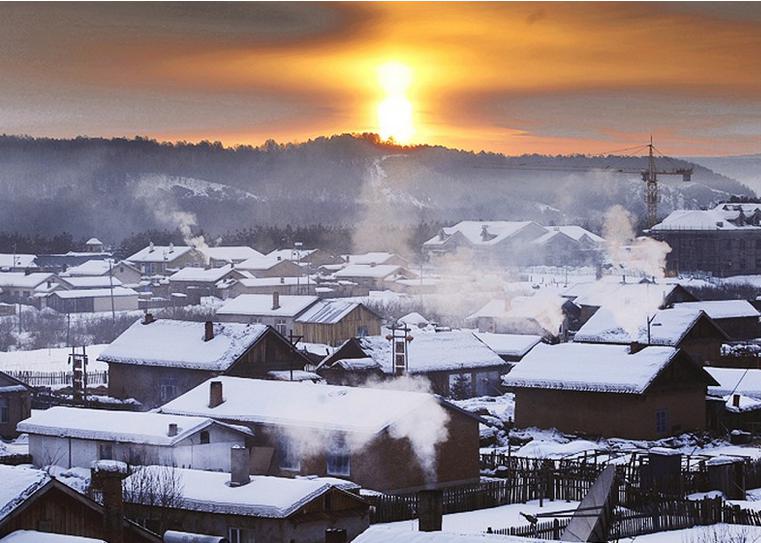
[377,62,414,143]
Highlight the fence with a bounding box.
[6,370,108,387]
[488,518,570,539]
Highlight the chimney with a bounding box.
[272,291,280,310]
[167,423,178,437]
[325,529,348,543]
[204,321,214,342]
[280,276,285,284]
[629,341,646,354]
[91,460,128,543]
[417,489,443,532]
[209,380,223,408]
[148,241,155,253]
[169,242,174,253]
[229,446,250,487]
[734,394,742,408]
[142,312,155,325]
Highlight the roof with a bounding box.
[236,254,291,271]
[0,272,55,289]
[343,252,397,265]
[168,264,240,283]
[0,465,50,523]
[0,254,37,269]
[200,246,263,262]
[231,276,312,288]
[651,203,761,231]
[52,287,138,299]
[0,532,105,543]
[707,367,761,398]
[334,264,403,279]
[124,467,358,518]
[547,225,605,243]
[504,343,682,394]
[217,294,318,318]
[160,376,447,434]
[473,332,542,357]
[267,249,317,262]
[673,300,761,319]
[98,319,269,370]
[424,221,537,247]
[60,276,123,289]
[17,406,251,446]
[65,259,137,277]
[294,299,364,324]
[85,238,103,245]
[127,245,194,263]
[571,281,681,309]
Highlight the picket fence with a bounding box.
[6,370,108,387]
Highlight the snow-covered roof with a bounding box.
[98,319,268,370]
[474,332,542,357]
[0,466,50,523]
[0,254,37,269]
[52,287,138,299]
[673,300,760,319]
[236,255,290,271]
[504,343,680,394]
[217,294,318,318]
[230,276,313,288]
[161,376,443,434]
[571,282,680,309]
[651,203,761,231]
[0,272,55,289]
[168,264,239,283]
[127,245,194,263]
[60,276,123,289]
[124,467,357,518]
[65,259,134,277]
[17,406,251,445]
[0,531,105,543]
[398,312,430,327]
[343,252,397,265]
[85,238,103,246]
[267,249,317,262]
[547,225,605,243]
[294,299,362,324]
[199,246,263,263]
[424,221,537,247]
[724,394,761,414]
[707,367,761,398]
[334,264,403,279]
[355,527,534,543]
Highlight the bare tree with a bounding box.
[122,464,185,535]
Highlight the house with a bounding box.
[293,299,382,346]
[59,276,123,290]
[504,343,718,440]
[236,255,304,278]
[333,264,416,291]
[466,296,565,340]
[473,332,543,363]
[46,287,140,313]
[342,252,408,267]
[573,306,728,365]
[84,238,105,253]
[705,367,761,433]
[126,243,204,276]
[0,254,37,273]
[168,265,249,301]
[672,300,761,340]
[268,248,344,268]
[219,276,317,298]
[529,228,603,267]
[0,272,66,304]
[100,317,310,408]
[318,331,508,398]
[199,246,263,267]
[124,465,369,543]
[0,465,158,542]
[18,406,253,471]
[160,377,482,493]
[64,259,142,286]
[0,371,31,439]
[216,294,319,337]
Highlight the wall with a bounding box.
[651,230,761,277]
[108,363,215,409]
[294,305,382,346]
[93,294,139,312]
[0,388,30,438]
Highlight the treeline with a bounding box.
[0,232,81,255]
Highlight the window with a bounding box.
[160,377,178,403]
[655,409,669,435]
[356,326,369,337]
[275,319,288,336]
[227,528,241,543]
[475,371,500,397]
[326,435,351,477]
[277,437,301,471]
[199,431,210,444]
[0,398,8,424]
[98,442,113,460]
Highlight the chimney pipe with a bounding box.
[417,489,443,532]
[91,460,128,543]
[734,394,742,408]
[167,423,178,437]
[272,291,280,310]
[325,529,348,543]
[229,446,250,487]
[204,321,214,342]
[209,380,223,408]
[629,341,646,354]
[142,312,155,325]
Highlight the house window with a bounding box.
[98,442,113,460]
[227,528,241,543]
[326,435,351,477]
[0,398,8,423]
[199,431,210,445]
[160,377,178,403]
[475,371,500,397]
[655,409,669,435]
[357,326,369,337]
[277,437,301,471]
[275,319,288,336]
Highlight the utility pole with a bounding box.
[108,259,116,332]
[644,136,659,229]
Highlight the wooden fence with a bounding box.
[6,370,108,387]
[487,518,570,539]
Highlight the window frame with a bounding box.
[326,435,351,477]
[0,397,9,424]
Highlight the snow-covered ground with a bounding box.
[618,523,761,542]
[0,345,108,372]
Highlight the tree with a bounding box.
[449,372,472,400]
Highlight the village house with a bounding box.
[573,306,728,365]
[18,406,253,471]
[160,376,482,494]
[268,248,344,268]
[123,463,369,543]
[341,252,408,267]
[219,276,317,298]
[528,226,604,267]
[293,299,382,346]
[318,331,508,398]
[672,300,761,340]
[0,465,159,542]
[58,276,123,290]
[0,254,37,273]
[0,272,66,304]
[466,296,565,340]
[0,371,31,439]
[472,332,543,363]
[504,343,718,440]
[167,264,249,302]
[45,287,140,313]
[199,246,263,267]
[84,238,105,253]
[216,293,319,337]
[236,255,304,278]
[64,259,142,286]
[126,243,204,276]
[100,317,311,408]
[705,367,761,433]
[333,264,416,292]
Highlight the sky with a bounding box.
[1,2,760,156]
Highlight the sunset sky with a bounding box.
[1,2,760,155]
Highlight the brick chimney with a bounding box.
[733,394,742,408]
[629,341,646,354]
[272,291,280,310]
[418,489,443,532]
[204,321,214,342]
[229,446,250,487]
[167,423,178,437]
[142,312,155,325]
[209,380,223,408]
[91,460,128,543]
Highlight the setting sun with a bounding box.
[377,61,415,144]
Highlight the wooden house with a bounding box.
[0,272,66,304]
[168,265,249,301]
[99,317,311,408]
[504,343,718,440]
[706,367,761,432]
[46,287,140,313]
[0,371,31,439]
[219,276,317,299]
[216,293,319,337]
[160,377,483,494]
[293,300,382,346]
[64,259,142,286]
[333,264,416,291]
[199,246,263,267]
[126,243,204,276]
[124,465,369,543]
[236,255,304,278]
[673,300,761,340]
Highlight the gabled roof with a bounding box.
[236,254,295,271]
[97,319,269,370]
[504,343,712,394]
[127,245,195,264]
[571,282,684,309]
[51,287,138,299]
[548,225,605,243]
[0,466,49,524]
[334,264,405,279]
[17,406,252,446]
[0,255,37,269]
[423,221,539,247]
[342,252,399,265]
[217,294,318,318]
[673,300,761,319]
[0,272,55,289]
[707,367,761,398]
[199,246,263,263]
[267,248,317,262]
[65,259,140,277]
[168,264,243,283]
[59,276,123,289]
[295,299,374,324]
[473,332,542,357]
[124,467,361,518]
[0,531,105,543]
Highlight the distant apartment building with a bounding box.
[649,202,761,277]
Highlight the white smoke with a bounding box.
[603,205,672,280]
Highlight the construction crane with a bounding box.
[476,138,693,228]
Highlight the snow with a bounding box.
[295,299,361,324]
[232,276,314,288]
[160,376,442,434]
[0,465,50,523]
[60,276,123,289]
[724,394,761,413]
[266,370,322,382]
[707,367,761,398]
[168,264,239,283]
[424,221,536,247]
[354,531,535,543]
[333,357,380,371]
[0,531,105,543]
[127,245,194,263]
[236,254,288,271]
[17,406,251,445]
[124,466,356,518]
[674,300,761,319]
[0,272,55,289]
[0,254,37,269]
[216,294,318,317]
[343,252,398,265]
[267,248,316,262]
[652,203,761,231]
[573,306,706,346]
[296,341,334,358]
[398,312,430,327]
[334,264,404,279]
[65,260,128,277]
[547,225,605,244]
[474,333,542,357]
[618,524,761,542]
[504,343,679,394]
[199,246,263,263]
[52,287,138,299]
[570,281,679,309]
[0,345,108,372]
[97,319,268,370]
